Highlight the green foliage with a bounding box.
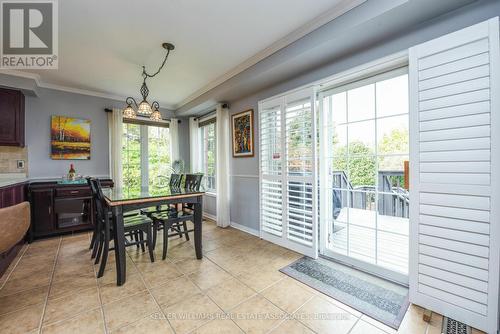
[333,142,376,187]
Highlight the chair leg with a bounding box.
[89,228,97,250]
[162,222,172,261]
[183,221,190,241]
[139,231,146,252]
[134,231,140,249]
[91,231,99,259]
[146,228,155,263]
[94,233,103,265]
[98,225,110,278]
[152,221,158,249]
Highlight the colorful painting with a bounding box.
[51,116,91,160]
[232,109,254,157]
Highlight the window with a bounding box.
[122,120,170,195]
[200,121,216,192]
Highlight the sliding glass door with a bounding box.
[318,68,410,284]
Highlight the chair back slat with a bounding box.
[169,174,183,188]
[184,174,203,191]
[87,177,107,226]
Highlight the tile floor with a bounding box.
[0,219,485,334]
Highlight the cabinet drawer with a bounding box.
[55,188,91,197]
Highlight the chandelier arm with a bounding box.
[151,101,160,110]
[143,49,172,79]
[126,97,138,108]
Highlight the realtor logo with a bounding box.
[1,0,58,68]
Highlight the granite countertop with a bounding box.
[0,174,112,188]
[0,173,29,188]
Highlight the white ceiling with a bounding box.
[22,0,349,109]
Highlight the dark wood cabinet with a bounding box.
[0,88,25,147]
[30,188,55,237]
[28,180,113,240]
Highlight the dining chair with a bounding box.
[88,178,155,277]
[149,173,203,260]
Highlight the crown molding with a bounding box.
[174,0,367,110]
[0,69,177,110]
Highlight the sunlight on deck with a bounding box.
[328,207,409,274]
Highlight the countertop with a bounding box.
[0,174,111,189]
[0,173,28,188]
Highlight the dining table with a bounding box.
[103,186,205,286]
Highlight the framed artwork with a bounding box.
[231,109,254,157]
[51,116,91,160]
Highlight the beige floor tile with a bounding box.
[173,257,218,274]
[296,296,358,334]
[316,293,363,318]
[137,261,183,288]
[111,313,173,334]
[230,295,286,334]
[0,303,44,334]
[41,308,104,334]
[269,319,315,333]
[350,319,388,334]
[103,291,160,331]
[43,286,100,324]
[0,274,51,297]
[206,277,256,312]
[396,304,427,334]
[150,275,201,307]
[236,266,285,292]
[166,243,197,261]
[162,292,223,334]
[99,273,147,305]
[49,271,97,299]
[192,319,244,334]
[188,265,232,290]
[360,315,397,334]
[0,285,49,316]
[261,277,314,313]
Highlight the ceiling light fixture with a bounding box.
[124,42,175,121]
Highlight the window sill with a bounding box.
[204,192,217,198]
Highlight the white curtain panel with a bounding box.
[216,104,231,228]
[169,118,180,163]
[108,109,123,187]
[189,117,202,173]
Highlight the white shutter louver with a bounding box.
[259,88,318,258]
[409,17,499,334]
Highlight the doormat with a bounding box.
[280,256,409,329]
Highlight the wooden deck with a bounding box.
[328,207,409,274]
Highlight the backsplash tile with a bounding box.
[0,146,28,174]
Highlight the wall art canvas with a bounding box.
[51,116,91,160]
[231,109,254,157]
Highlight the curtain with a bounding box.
[169,118,180,164]
[189,117,202,173]
[216,104,231,228]
[108,109,123,188]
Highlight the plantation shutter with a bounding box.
[259,87,318,258]
[409,18,499,334]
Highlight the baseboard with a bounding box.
[203,213,260,238]
[230,221,260,237]
[203,213,217,222]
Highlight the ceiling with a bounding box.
[19,0,352,109]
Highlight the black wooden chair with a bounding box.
[88,178,155,277]
[149,173,203,260]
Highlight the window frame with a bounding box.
[199,119,216,194]
[122,118,170,194]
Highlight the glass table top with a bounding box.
[103,186,205,204]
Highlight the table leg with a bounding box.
[194,196,203,259]
[112,206,126,286]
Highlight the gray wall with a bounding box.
[217,0,500,232]
[23,87,189,179]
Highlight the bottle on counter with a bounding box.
[68,164,76,180]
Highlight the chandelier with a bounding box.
[123,42,175,121]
